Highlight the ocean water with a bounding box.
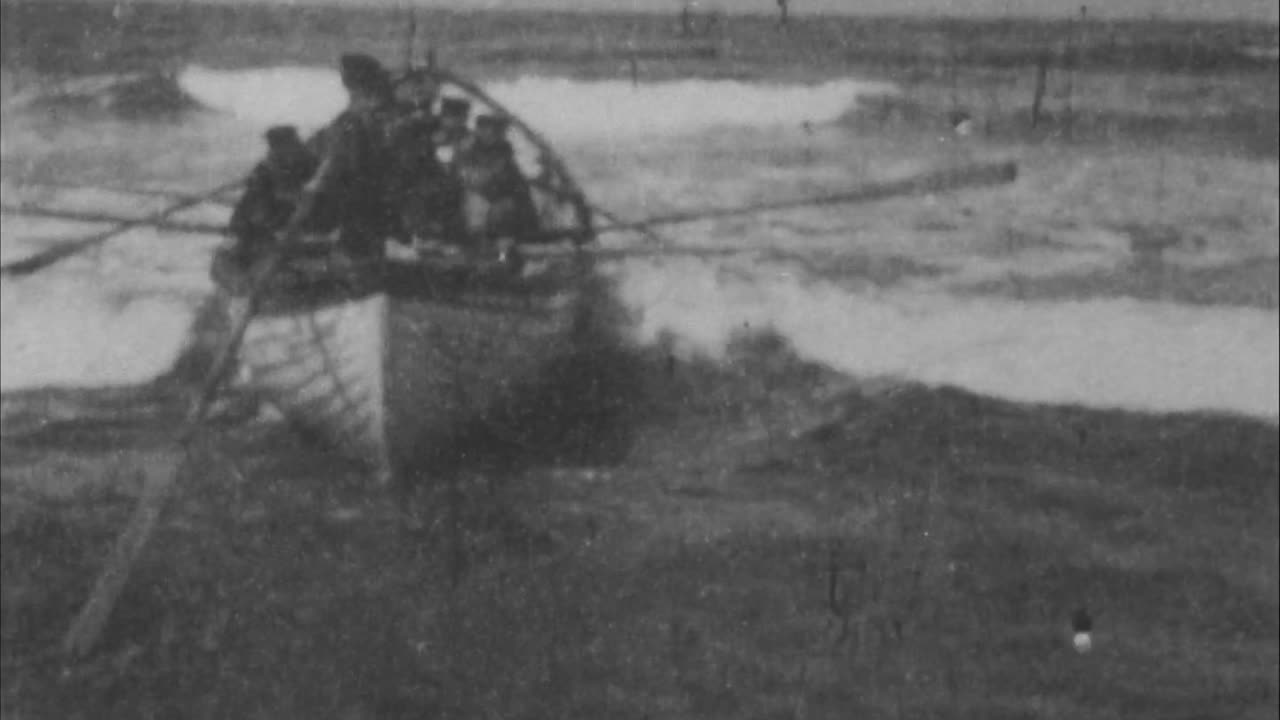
[1,63,1276,421]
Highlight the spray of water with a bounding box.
[176,66,889,140]
[612,258,1279,419]
[2,67,1276,421]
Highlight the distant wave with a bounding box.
[613,259,1280,421]
[177,65,896,140]
[4,67,1274,422]
[1239,44,1280,62]
[5,71,206,120]
[2,216,1276,420]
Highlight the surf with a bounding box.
[613,258,1280,420]
[1,69,1276,424]
[176,65,895,140]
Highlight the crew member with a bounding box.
[226,124,318,266]
[283,53,400,261]
[433,97,472,170]
[454,113,540,258]
[390,86,463,245]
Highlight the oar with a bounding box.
[1,202,227,235]
[528,176,668,246]
[592,159,1017,233]
[1,180,240,207]
[523,159,1018,245]
[60,249,284,660]
[0,177,244,278]
[5,160,1018,262]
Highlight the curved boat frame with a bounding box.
[217,65,614,484]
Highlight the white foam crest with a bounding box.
[179,65,348,133]
[483,76,893,142]
[615,259,1280,420]
[0,219,219,391]
[178,65,892,141]
[0,276,200,391]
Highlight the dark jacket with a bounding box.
[390,112,464,242]
[302,98,400,257]
[228,146,319,261]
[454,139,540,242]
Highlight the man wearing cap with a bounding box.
[454,113,540,258]
[433,97,472,170]
[282,53,401,261]
[393,68,441,115]
[389,88,464,246]
[226,124,320,268]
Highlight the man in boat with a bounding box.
[281,53,401,261]
[433,97,473,170]
[393,68,441,115]
[223,124,320,268]
[454,113,541,262]
[388,75,465,246]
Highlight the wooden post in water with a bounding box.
[402,4,417,72]
[947,20,960,118]
[627,39,639,87]
[1063,6,1084,139]
[1031,50,1049,129]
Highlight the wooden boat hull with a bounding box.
[193,65,613,481]
[224,255,597,481]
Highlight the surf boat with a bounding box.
[205,67,614,483]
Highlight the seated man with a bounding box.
[392,68,441,112]
[433,97,472,170]
[453,113,540,260]
[388,80,464,247]
[225,125,320,267]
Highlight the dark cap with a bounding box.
[264,125,302,149]
[474,114,510,132]
[439,97,471,117]
[339,53,390,94]
[395,72,440,107]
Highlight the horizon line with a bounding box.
[21,0,1280,25]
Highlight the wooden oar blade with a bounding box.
[1,236,107,276]
[61,449,186,659]
[2,180,239,208]
[0,177,244,278]
[630,159,1019,230]
[1,202,226,236]
[524,159,1018,246]
[60,249,285,660]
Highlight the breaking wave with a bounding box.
[612,259,1280,420]
[2,69,1277,423]
[177,65,893,140]
[0,274,203,392]
[0,220,220,392]
[5,71,206,120]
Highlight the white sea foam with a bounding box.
[613,259,1280,420]
[178,66,349,133]
[2,70,1277,422]
[177,65,891,141]
[0,271,207,391]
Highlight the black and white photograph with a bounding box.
[0,0,1277,717]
